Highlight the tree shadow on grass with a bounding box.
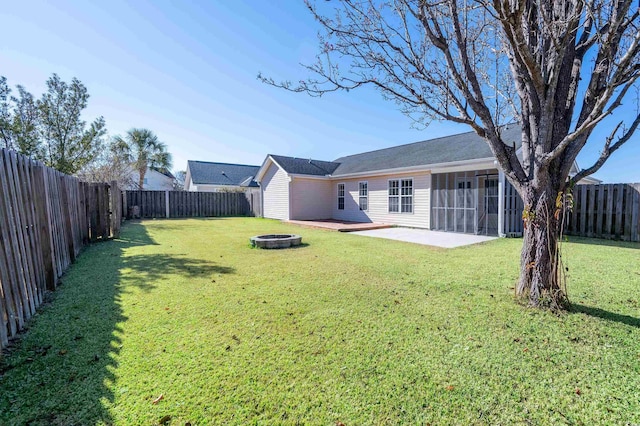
[120,253,234,293]
[0,221,234,425]
[570,304,640,328]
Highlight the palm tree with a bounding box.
[112,128,172,189]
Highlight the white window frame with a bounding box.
[337,183,345,210]
[388,179,399,213]
[388,178,413,214]
[358,181,368,211]
[400,178,414,213]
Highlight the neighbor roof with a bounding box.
[151,167,175,179]
[331,125,522,175]
[270,154,341,176]
[187,161,260,187]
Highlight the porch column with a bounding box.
[498,170,506,237]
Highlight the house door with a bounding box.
[480,178,499,235]
[455,178,476,233]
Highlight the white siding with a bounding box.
[332,171,431,228]
[262,163,290,220]
[127,169,174,190]
[185,177,194,191]
[290,178,333,220]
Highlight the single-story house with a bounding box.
[184,160,260,194]
[126,167,175,190]
[255,125,600,236]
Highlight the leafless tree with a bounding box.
[77,139,135,188]
[260,0,640,309]
[172,170,187,191]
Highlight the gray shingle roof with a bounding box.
[270,155,341,176]
[152,167,174,179]
[187,161,260,187]
[331,125,522,175]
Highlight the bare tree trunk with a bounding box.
[516,184,569,309]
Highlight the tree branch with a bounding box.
[572,112,640,183]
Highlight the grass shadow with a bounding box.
[121,254,235,292]
[0,220,235,424]
[251,242,311,251]
[0,235,137,424]
[570,303,640,328]
[564,235,640,249]
[128,217,245,232]
[115,220,160,247]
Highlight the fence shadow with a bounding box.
[0,237,133,423]
[0,220,237,424]
[570,303,640,328]
[0,223,153,422]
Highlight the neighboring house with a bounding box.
[255,125,600,236]
[126,167,175,191]
[576,174,602,185]
[184,160,260,194]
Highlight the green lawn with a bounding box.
[1,218,639,425]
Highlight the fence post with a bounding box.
[165,190,170,218]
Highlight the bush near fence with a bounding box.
[124,190,260,219]
[0,149,122,350]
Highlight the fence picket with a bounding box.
[596,185,604,235]
[624,186,633,241]
[123,190,258,219]
[0,151,24,333]
[0,148,123,351]
[604,184,613,236]
[6,151,36,318]
[631,189,639,242]
[19,154,45,305]
[566,183,639,242]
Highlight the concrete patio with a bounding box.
[350,227,497,248]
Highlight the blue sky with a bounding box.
[1,0,638,182]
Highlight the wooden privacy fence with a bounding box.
[0,148,122,350]
[566,183,640,241]
[124,190,260,219]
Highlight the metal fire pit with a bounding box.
[250,234,302,249]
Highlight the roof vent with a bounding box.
[308,158,312,164]
[221,171,226,175]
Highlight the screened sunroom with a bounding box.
[431,170,524,236]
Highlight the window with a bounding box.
[388,180,399,212]
[359,181,368,211]
[143,178,149,185]
[389,179,413,213]
[401,179,413,212]
[337,183,345,210]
